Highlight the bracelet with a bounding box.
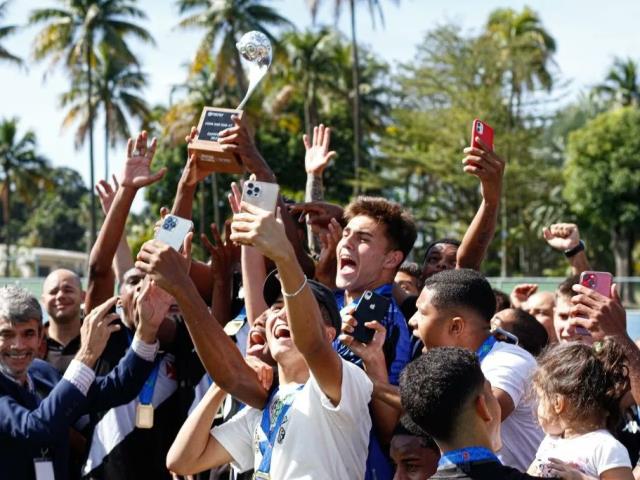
[564,240,585,258]
[282,275,308,298]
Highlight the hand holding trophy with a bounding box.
[188,31,273,173]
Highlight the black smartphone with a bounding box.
[352,290,390,344]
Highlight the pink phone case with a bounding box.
[471,119,494,151]
[579,271,613,297]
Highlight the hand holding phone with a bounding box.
[154,214,193,251]
[471,119,494,151]
[574,271,613,336]
[351,291,390,344]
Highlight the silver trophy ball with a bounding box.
[236,31,273,109]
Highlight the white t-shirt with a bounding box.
[212,359,373,480]
[531,430,631,477]
[481,341,544,471]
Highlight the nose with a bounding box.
[408,313,418,331]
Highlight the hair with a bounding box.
[556,274,580,301]
[399,261,422,279]
[400,347,485,442]
[344,196,417,261]
[422,269,496,323]
[422,238,461,265]
[497,308,549,357]
[493,288,511,312]
[393,415,439,451]
[0,286,43,325]
[534,338,630,432]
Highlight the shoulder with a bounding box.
[483,342,536,371]
[29,359,62,384]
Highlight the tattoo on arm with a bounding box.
[305,174,323,256]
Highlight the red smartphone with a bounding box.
[471,119,494,151]
[579,271,613,297]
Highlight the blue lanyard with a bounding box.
[476,335,497,363]
[126,328,161,405]
[139,360,161,405]
[256,385,303,475]
[439,447,500,467]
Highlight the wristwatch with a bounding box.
[564,240,585,258]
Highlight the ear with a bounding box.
[475,392,492,422]
[383,250,404,271]
[80,290,86,302]
[553,394,565,415]
[325,326,337,342]
[449,316,465,338]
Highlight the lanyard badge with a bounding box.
[254,385,303,478]
[136,359,161,429]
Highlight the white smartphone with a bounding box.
[241,180,279,213]
[155,214,193,251]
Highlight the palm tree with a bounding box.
[306,0,399,195]
[485,7,556,119]
[0,119,50,276]
[0,0,20,65]
[484,7,556,276]
[29,0,154,246]
[594,57,640,108]
[61,43,150,180]
[175,0,292,100]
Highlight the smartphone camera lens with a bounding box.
[364,291,372,300]
[476,123,483,134]
[254,186,261,195]
[163,217,177,231]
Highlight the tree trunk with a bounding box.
[87,44,97,247]
[349,0,362,196]
[611,226,633,304]
[3,161,10,277]
[211,173,220,231]
[104,113,109,181]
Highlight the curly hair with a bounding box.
[533,338,630,431]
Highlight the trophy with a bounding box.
[188,31,273,173]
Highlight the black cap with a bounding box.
[263,269,342,332]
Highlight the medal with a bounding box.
[254,472,270,479]
[136,403,154,429]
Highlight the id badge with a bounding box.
[135,403,154,429]
[34,458,55,480]
[254,472,270,480]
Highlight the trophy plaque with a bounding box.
[188,31,273,174]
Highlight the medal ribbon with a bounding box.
[138,359,161,405]
[438,446,500,467]
[476,335,497,363]
[255,385,303,475]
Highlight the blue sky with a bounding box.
[1,0,638,207]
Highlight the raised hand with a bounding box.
[135,278,174,340]
[135,234,193,296]
[181,127,215,187]
[304,124,337,175]
[543,223,581,251]
[339,317,387,366]
[95,175,119,214]
[462,136,505,205]
[76,297,121,368]
[570,283,626,338]
[201,221,239,283]
[218,116,275,182]
[230,202,292,264]
[121,131,166,188]
[289,201,345,234]
[510,283,538,309]
[315,218,341,289]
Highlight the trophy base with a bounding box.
[190,107,245,174]
[188,141,245,174]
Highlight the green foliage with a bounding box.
[0,0,21,66]
[565,107,640,233]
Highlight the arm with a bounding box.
[510,283,538,309]
[339,319,401,445]
[230,202,343,404]
[134,237,268,408]
[166,385,232,475]
[303,124,337,256]
[456,136,504,270]
[570,283,640,405]
[314,219,341,290]
[543,223,590,275]
[493,387,515,421]
[86,132,165,313]
[96,179,134,285]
